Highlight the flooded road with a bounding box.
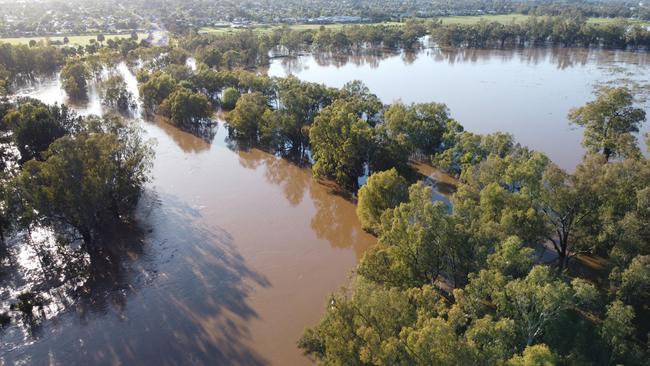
[268,47,650,169]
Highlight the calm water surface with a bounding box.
[2,47,649,365]
[269,47,650,169]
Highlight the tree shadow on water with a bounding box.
[1,190,271,366]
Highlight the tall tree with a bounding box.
[569,87,646,161]
[356,168,408,234]
[15,115,153,253]
[309,99,371,191]
[60,60,90,100]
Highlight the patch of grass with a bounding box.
[198,15,649,36]
[0,33,148,46]
[441,14,531,25]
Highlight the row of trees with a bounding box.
[301,87,650,365]
[432,16,650,49]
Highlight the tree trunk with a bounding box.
[603,147,611,162]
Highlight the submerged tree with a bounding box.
[161,87,212,126]
[60,60,90,100]
[309,99,372,191]
[226,92,269,138]
[2,99,80,162]
[15,115,153,254]
[101,74,136,112]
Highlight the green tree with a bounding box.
[340,80,382,123]
[534,163,597,268]
[569,87,646,161]
[221,87,240,110]
[507,344,557,366]
[139,72,177,112]
[161,87,212,126]
[60,60,89,99]
[356,169,408,234]
[384,101,453,156]
[101,74,136,112]
[309,99,371,191]
[298,280,464,365]
[359,183,456,288]
[3,100,80,162]
[600,300,639,364]
[226,92,268,138]
[16,115,153,253]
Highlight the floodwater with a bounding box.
[2,64,377,365]
[268,47,650,169]
[2,46,649,365]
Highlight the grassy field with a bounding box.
[199,13,649,35]
[442,13,650,26]
[0,33,149,46]
[441,14,530,25]
[198,22,402,35]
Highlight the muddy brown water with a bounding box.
[2,46,650,365]
[268,47,650,170]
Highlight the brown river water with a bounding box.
[1,47,649,365]
[268,47,650,170]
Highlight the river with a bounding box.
[1,46,649,365]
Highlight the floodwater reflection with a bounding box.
[1,191,271,365]
[269,47,650,170]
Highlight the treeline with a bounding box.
[301,87,650,365]
[432,15,650,48]
[0,36,151,95]
[0,44,67,89]
[514,0,649,20]
[181,20,430,70]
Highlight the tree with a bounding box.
[568,87,646,161]
[15,115,153,253]
[101,74,136,112]
[139,72,177,112]
[600,301,639,364]
[221,87,240,110]
[496,266,574,346]
[3,100,80,162]
[384,101,453,156]
[161,87,212,126]
[309,99,371,191]
[359,183,457,288]
[618,255,650,305]
[298,280,465,365]
[340,80,382,123]
[533,163,597,269]
[356,168,408,234]
[507,344,557,366]
[226,92,268,138]
[60,60,90,99]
